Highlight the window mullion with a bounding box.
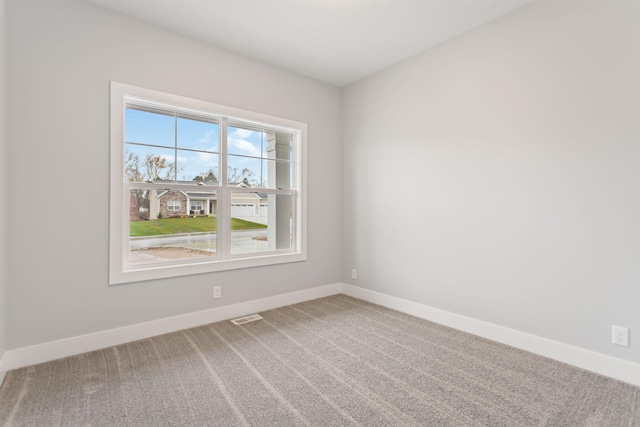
[217,118,230,260]
[122,181,132,272]
[173,111,178,181]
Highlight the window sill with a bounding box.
[109,251,307,285]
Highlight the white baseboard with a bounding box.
[0,283,342,374]
[342,284,640,387]
[2,282,638,388]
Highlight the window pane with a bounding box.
[124,144,176,182]
[129,188,217,265]
[227,155,261,187]
[177,116,219,153]
[177,150,219,183]
[228,125,264,158]
[230,192,293,255]
[125,107,175,148]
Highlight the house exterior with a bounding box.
[139,180,267,222]
[229,192,268,218]
[149,189,190,218]
[148,184,217,219]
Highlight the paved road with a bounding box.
[130,229,269,253]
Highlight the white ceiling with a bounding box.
[84,0,537,86]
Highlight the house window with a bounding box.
[110,82,306,285]
[190,201,203,214]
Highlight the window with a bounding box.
[190,200,204,214]
[110,82,306,284]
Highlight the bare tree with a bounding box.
[124,151,143,182]
[228,166,257,186]
[142,154,176,181]
[124,151,176,182]
[125,150,177,219]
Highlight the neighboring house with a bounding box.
[230,192,268,218]
[142,180,267,221]
[129,192,142,222]
[149,189,190,219]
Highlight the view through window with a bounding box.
[110,83,306,284]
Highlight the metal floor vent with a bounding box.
[230,314,263,325]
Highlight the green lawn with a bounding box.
[130,216,266,237]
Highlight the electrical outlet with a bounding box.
[213,286,222,299]
[351,269,357,280]
[612,325,629,347]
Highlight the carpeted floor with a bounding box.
[0,295,638,426]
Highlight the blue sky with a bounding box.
[124,108,290,186]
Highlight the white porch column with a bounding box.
[266,131,291,250]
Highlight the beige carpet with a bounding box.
[0,295,638,426]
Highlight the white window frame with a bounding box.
[167,200,181,211]
[110,82,307,285]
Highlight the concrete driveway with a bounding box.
[130,229,270,256]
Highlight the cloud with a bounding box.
[231,128,254,138]
[230,138,261,157]
[198,130,215,144]
[196,152,218,167]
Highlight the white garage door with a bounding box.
[231,204,256,217]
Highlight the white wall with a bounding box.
[6,0,342,349]
[343,0,640,362]
[0,0,7,360]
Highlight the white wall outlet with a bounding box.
[351,269,357,280]
[213,285,221,299]
[612,325,629,347]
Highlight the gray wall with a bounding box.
[6,0,342,349]
[5,0,639,369]
[0,0,7,358]
[342,0,640,362]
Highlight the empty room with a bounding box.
[0,0,639,425]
